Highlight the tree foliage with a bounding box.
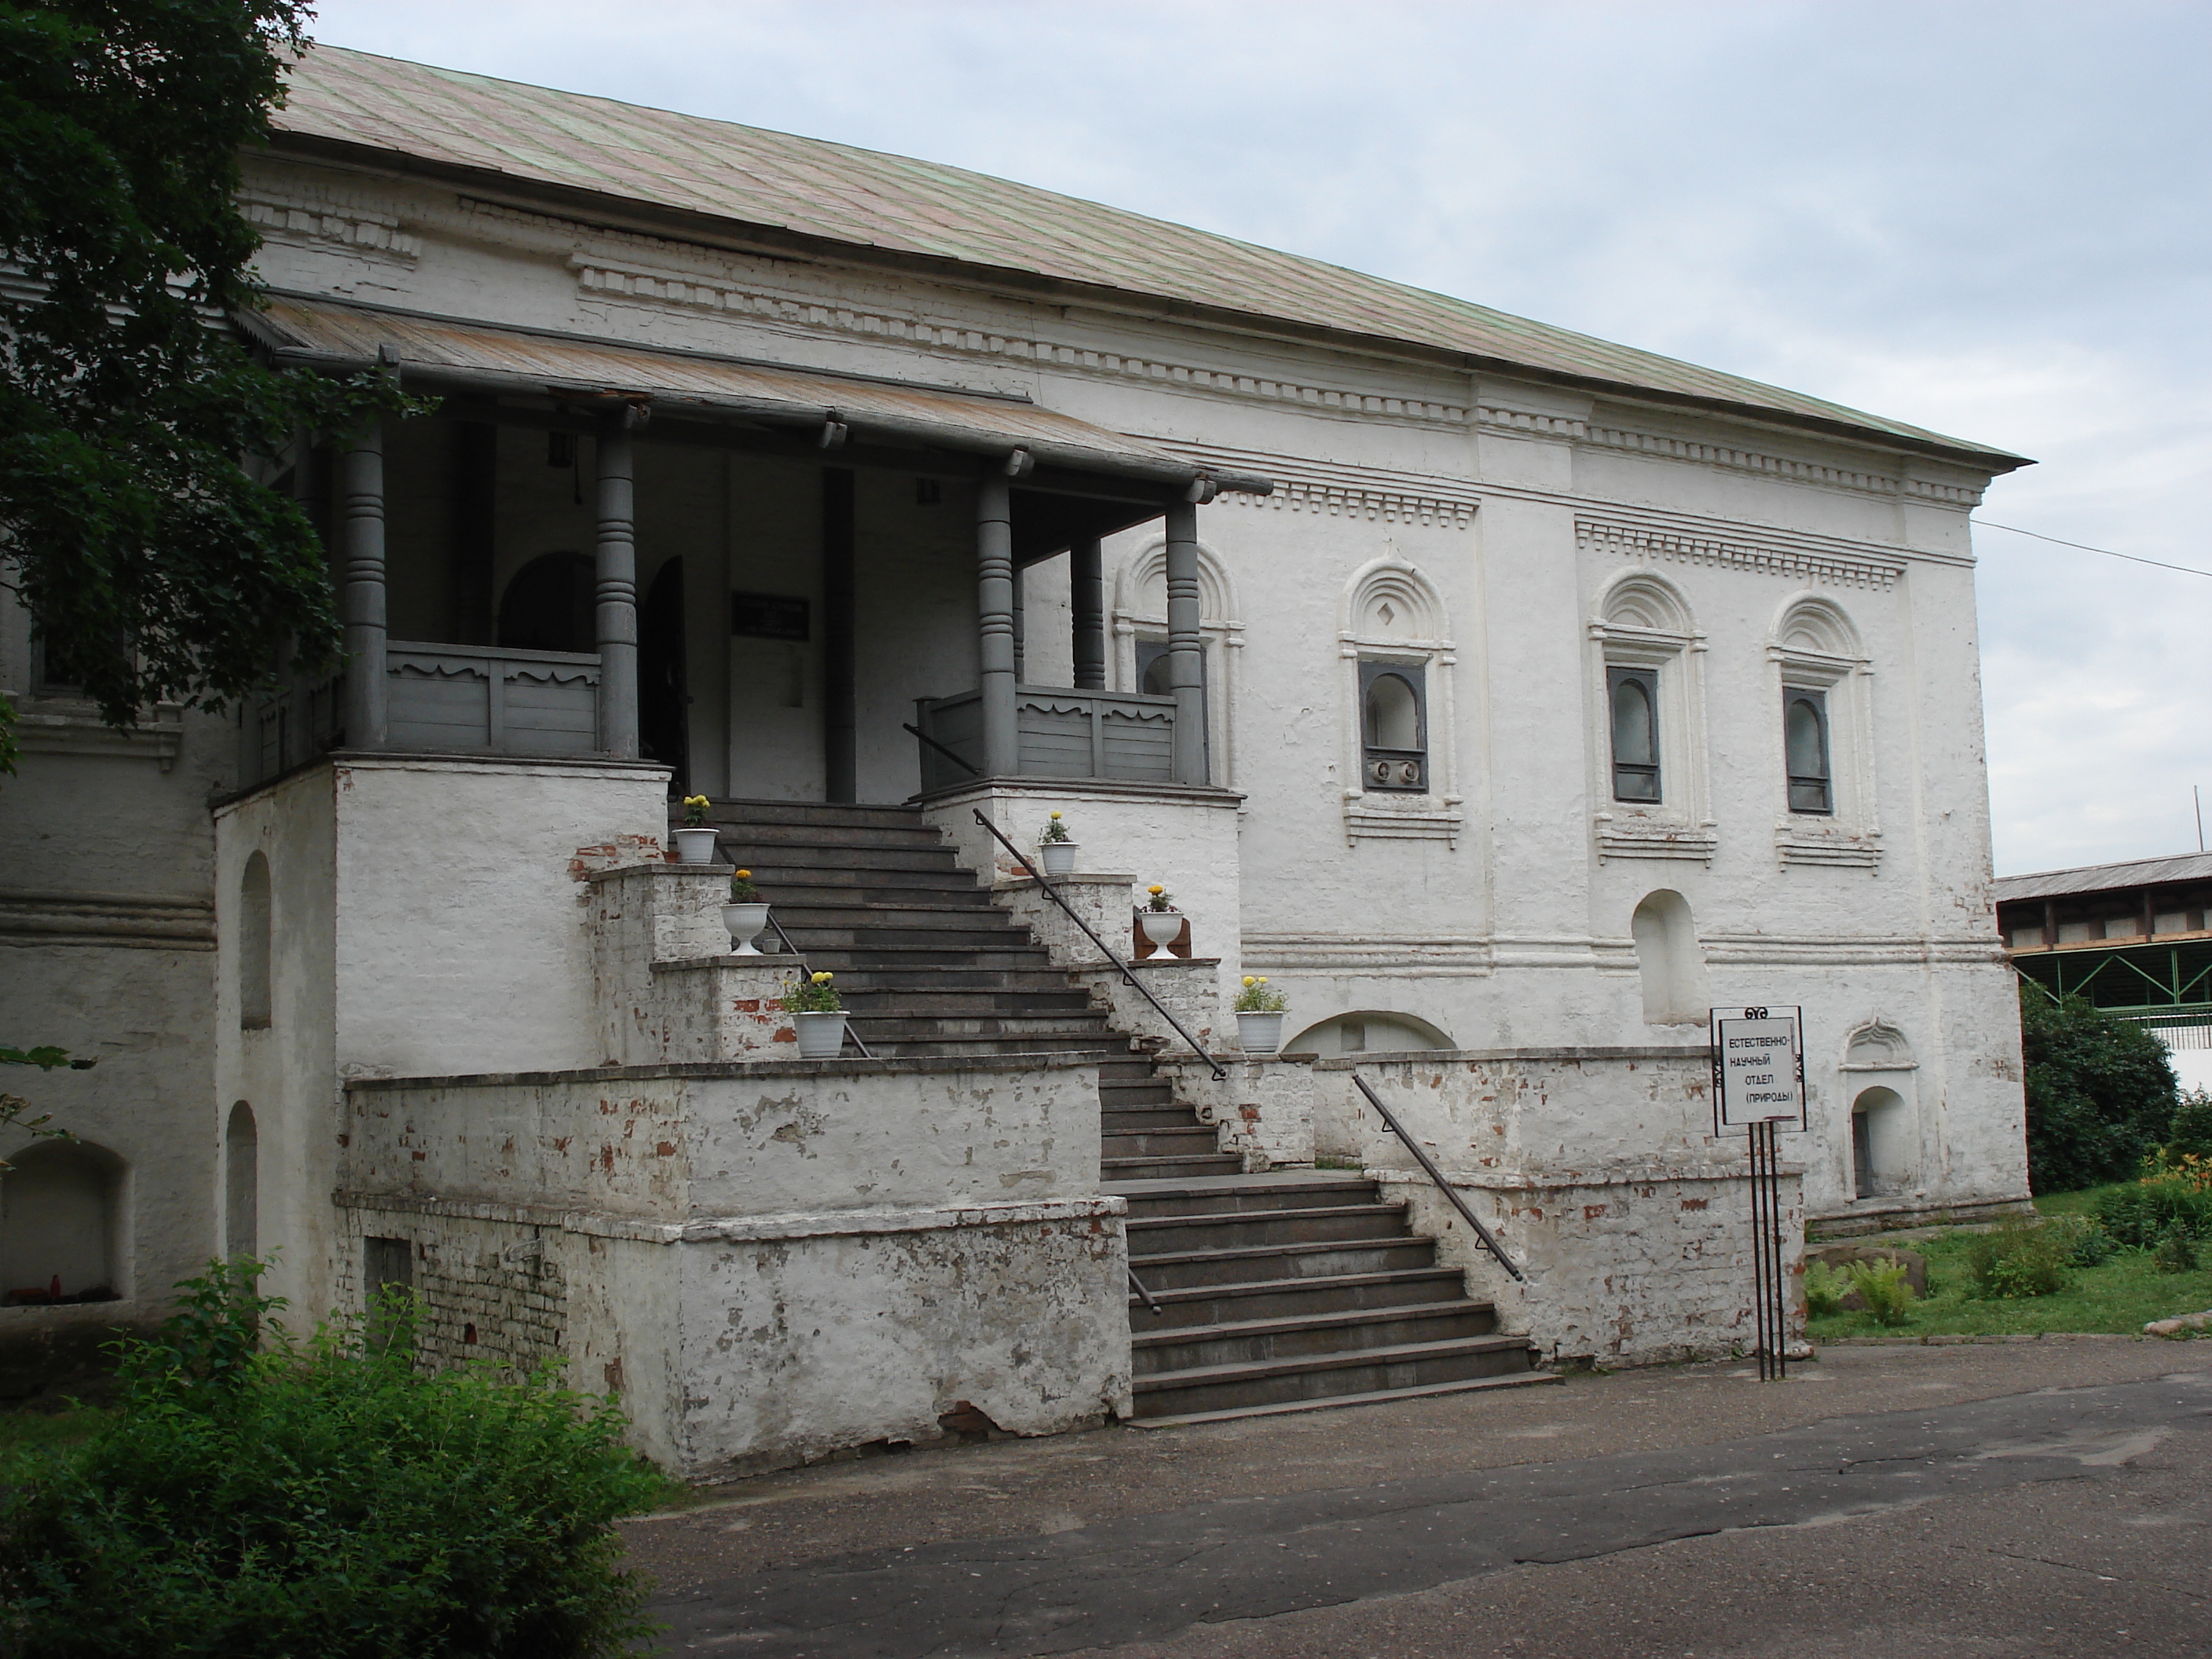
[2019,987,2179,1192]
[0,0,408,729]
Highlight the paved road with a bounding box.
[626,1343,2212,1657]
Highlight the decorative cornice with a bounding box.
[1776,826,1884,868]
[570,252,1470,426]
[1595,825,1719,865]
[1241,933,1492,976]
[243,190,419,264]
[11,710,183,771]
[1162,441,1480,529]
[0,889,214,951]
[1583,422,1985,508]
[1577,517,1906,591]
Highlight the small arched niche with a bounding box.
[1630,889,1709,1025]
[0,1140,126,1302]
[225,1102,258,1260]
[1283,1010,1455,1057]
[239,851,272,1031]
[1850,1085,1910,1199]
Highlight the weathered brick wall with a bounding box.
[1153,1053,1317,1169]
[331,1207,570,1378]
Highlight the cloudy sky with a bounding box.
[309,1,2211,877]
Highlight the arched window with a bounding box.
[1337,557,1459,841]
[1630,889,1708,1025]
[239,851,272,1031]
[1360,664,1426,791]
[497,551,596,654]
[1113,535,1240,786]
[1784,692,1832,815]
[1589,571,1709,859]
[0,1141,125,1302]
[225,1102,258,1260]
[1608,669,1660,802]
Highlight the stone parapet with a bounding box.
[1152,1053,1317,1170]
[589,860,757,1064]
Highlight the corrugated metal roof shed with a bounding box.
[1995,852,2212,903]
[270,46,2027,471]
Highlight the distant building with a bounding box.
[0,45,2034,1465]
[1998,853,2212,1092]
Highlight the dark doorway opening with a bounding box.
[497,551,595,654]
[640,558,690,793]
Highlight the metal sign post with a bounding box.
[1710,1006,1806,1381]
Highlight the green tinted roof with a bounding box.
[273,46,2025,467]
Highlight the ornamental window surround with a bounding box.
[1767,594,1879,866]
[1338,555,1461,844]
[1588,570,1712,861]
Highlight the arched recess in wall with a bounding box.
[225,1102,258,1260]
[1112,535,1241,786]
[1767,592,1878,859]
[1588,569,1710,855]
[0,1140,126,1302]
[1839,1019,1918,1203]
[496,551,595,654]
[1849,1086,1909,1200]
[1283,1010,1455,1058]
[239,851,272,1031]
[1630,889,1709,1025]
[1338,555,1460,844]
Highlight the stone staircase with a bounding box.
[683,799,1548,1423]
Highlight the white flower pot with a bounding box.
[1236,1011,1285,1056]
[673,826,720,865]
[793,1010,847,1060]
[1139,910,1184,948]
[1040,841,1079,879]
[723,902,769,954]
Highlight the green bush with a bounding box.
[0,1260,667,1658]
[2068,1218,2119,1267]
[2093,1177,2212,1248]
[1965,1214,2080,1298]
[1803,1259,1851,1318]
[2020,990,2179,1193]
[2168,1090,2212,1159]
[2152,1226,2200,1274]
[1844,1259,1917,1326]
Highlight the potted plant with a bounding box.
[1233,975,1289,1055]
[780,969,846,1059]
[1139,883,1183,949]
[723,869,770,954]
[674,795,720,865]
[1038,811,1078,879]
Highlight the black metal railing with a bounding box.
[902,720,980,777]
[970,810,1225,1081]
[1126,1265,1164,1317]
[1348,1071,1524,1282]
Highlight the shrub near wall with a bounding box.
[2019,990,2179,1193]
[0,1262,667,1659]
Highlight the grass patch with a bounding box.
[1808,1205,2212,1342]
[0,1405,110,1485]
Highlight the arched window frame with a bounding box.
[1337,555,1460,845]
[1111,533,1242,787]
[1588,570,1712,862]
[1767,594,1879,866]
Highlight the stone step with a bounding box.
[1102,1126,1225,1160]
[1132,1302,1500,1375]
[1097,1057,1163,1082]
[1126,1236,1438,1291]
[778,925,1046,952]
[764,881,1002,910]
[707,820,949,853]
[1129,1371,1559,1430]
[1125,1203,1411,1256]
[1102,1153,1247,1182]
[819,969,1088,995]
[837,989,1097,1017]
[1128,1268,1475,1331]
[772,900,1027,929]
[861,1035,1122,1061]
[738,865,981,894]
[1102,1108,1207,1136]
[848,1016,1115,1046]
[1130,1335,1538,1419]
[694,798,934,830]
[801,947,1063,973]
[723,845,967,877]
[1116,1177,1387,1220]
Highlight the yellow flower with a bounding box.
[735,869,751,879]
[1148,884,1164,895]
[1049,811,1062,820]
[1243,976,1257,987]
[1256,976,1268,985]
[811,971,832,984]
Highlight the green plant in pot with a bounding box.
[1233,975,1288,1057]
[673,793,720,865]
[780,970,847,1059]
[723,869,769,956]
[1038,811,1079,879]
[1139,883,1182,950]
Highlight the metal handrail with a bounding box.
[1348,1071,1525,1282]
[1126,1266,1164,1317]
[902,720,981,776]
[759,902,876,1061]
[969,810,1225,1081]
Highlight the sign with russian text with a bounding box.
[1710,1005,1806,1134]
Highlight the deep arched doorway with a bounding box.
[496,551,595,654]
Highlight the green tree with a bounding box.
[2019,987,2178,1192]
[0,0,409,738]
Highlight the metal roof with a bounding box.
[1995,852,2212,904]
[243,293,1267,492]
[269,46,2029,471]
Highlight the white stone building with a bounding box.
[0,46,2032,1467]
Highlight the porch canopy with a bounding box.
[240,295,1271,789]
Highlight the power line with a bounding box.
[1972,518,2212,580]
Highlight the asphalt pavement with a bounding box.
[624,1340,2212,1657]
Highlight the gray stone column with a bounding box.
[595,412,640,760]
[1164,500,1206,785]
[977,473,1018,777]
[339,421,388,751]
[1071,536,1106,690]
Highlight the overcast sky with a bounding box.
[309,0,2211,877]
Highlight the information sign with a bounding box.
[1709,1005,1807,1135]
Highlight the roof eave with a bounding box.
[258,129,2034,478]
